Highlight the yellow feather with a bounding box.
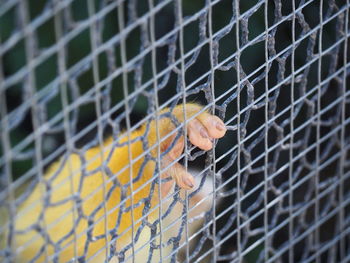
[6,103,210,262]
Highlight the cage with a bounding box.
[0,0,349,262]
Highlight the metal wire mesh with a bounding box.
[0,0,349,262]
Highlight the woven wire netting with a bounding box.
[1,0,350,262]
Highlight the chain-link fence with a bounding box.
[1,0,349,262]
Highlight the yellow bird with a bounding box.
[3,103,226,262]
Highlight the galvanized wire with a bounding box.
[1,0,349,262]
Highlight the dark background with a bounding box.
[1,0,349,262]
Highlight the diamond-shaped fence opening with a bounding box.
[0,0,349,262]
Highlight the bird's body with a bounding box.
[4,103,226,262]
